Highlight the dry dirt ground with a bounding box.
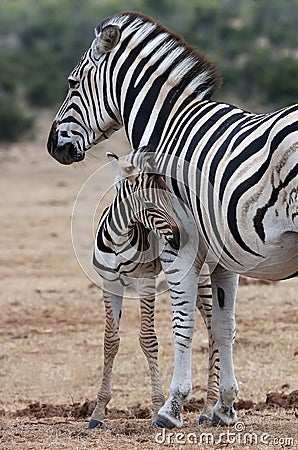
[0,111,297,449]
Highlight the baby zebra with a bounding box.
[89,148,219,428]
[89,149,182,429]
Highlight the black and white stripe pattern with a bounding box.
[90,149,219,427]
[48,11,298,428]
[90,150,176,428]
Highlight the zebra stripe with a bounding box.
[90,150,218,426]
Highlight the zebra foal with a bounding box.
[90,148,179,427]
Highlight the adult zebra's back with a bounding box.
[47,11,298,427]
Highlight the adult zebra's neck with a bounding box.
[99,12,221,149]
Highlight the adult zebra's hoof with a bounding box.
[211,411,237,427]
[211,413,226,427]
[152,415,177,429]
[211,398,237,426]
[88,418,103,429]
[197,414,211,425]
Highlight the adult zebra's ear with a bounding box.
[94,25,121,55]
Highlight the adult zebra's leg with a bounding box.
[153,251,199,428]
[196,275,220,424]
[89,287,124,429]
[135,275,165,421]
[210,266,239,426]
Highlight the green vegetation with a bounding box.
[0,0,297,141]
[0,93,33,141]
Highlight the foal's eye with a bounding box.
[144,202,156,209]
[68,78,80,89]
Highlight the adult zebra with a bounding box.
[47,12,298,427]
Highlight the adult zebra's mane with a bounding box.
[96,11,221,100]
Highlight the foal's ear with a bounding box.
[93,25,121,55]
[106,152,120,171]
[107,152,122,192]
[107,152,137,188]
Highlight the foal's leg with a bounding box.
[89,286,124,429]
[196,274,220,424]
[210,266,239,426]
[136,274,165,421]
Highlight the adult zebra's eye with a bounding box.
[68,78,80,89]
[145,202,156,209]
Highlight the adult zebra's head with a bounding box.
[47,21,123,165]
[47,12,220,165]
[108,147,187,251]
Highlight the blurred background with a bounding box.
[0,0,298,143]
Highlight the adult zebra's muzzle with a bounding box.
[47,121,85,165]
[49,142,85,165]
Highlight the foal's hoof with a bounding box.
[152,415,177,429]
[88,418,103,429]
[197,414,211,425]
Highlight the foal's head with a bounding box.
[107,147,185,250]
